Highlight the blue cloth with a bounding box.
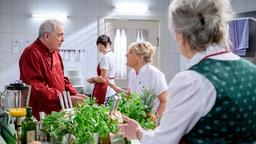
[229,18,249,56]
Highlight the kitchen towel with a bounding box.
[229,18,249,56]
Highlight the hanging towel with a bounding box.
[229,18,249,56]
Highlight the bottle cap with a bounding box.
[26,107,32,116]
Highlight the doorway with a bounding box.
[105,19,160,88]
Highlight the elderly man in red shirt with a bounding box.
[19,19,86,119]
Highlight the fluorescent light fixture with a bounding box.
[31,14,68,20]
[114,3,149,13]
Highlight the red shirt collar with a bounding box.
[35,38,56,55]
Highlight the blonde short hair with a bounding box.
[128,41,156,63]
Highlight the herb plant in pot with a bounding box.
[42,98,119,144]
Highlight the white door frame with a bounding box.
[100,16,161,66]
[99,16,161,88]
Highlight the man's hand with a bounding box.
[76,93,87,98]
[71,94,87,106]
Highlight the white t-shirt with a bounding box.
[128,63,168,112]
[141,44,240,144]
[99,49,116,98]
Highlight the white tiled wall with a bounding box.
[0,0,170,92]
[0,0,255,92]
[246,0,256,11]
[0,15,12,32]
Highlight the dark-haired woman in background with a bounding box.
[87,34,116,104]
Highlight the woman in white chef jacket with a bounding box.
[109,41,169,119]
[118,0,256,143]
[87,34,116,104]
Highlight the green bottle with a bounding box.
[21,107,37,144]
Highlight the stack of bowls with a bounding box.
[67,69,84,93]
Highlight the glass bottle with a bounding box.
[21,107,37,144]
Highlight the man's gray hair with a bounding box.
[169,0,233,51]
[39,19,63,37]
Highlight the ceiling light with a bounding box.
[114,3,149,13]
[31,14,68,20]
